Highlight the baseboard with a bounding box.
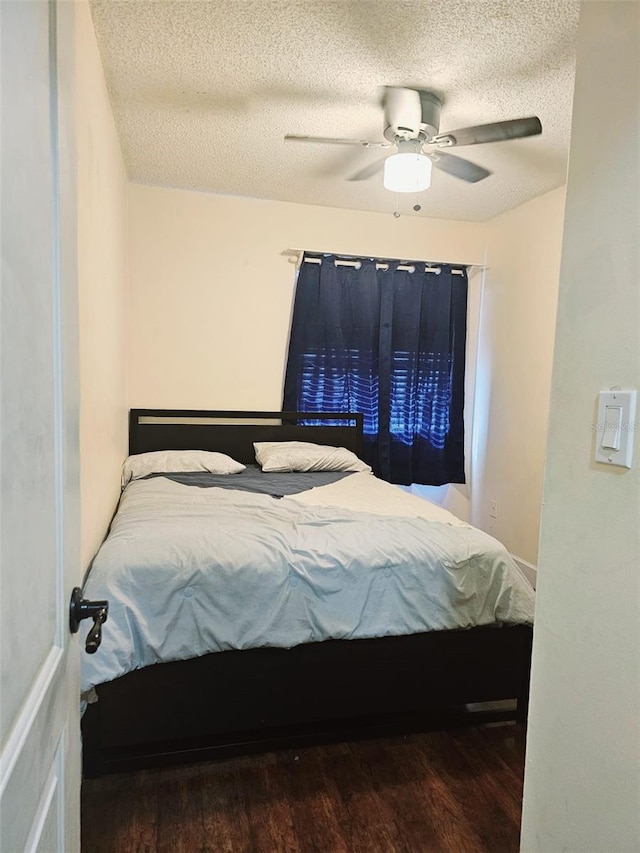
[511,555,537,589]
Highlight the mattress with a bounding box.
[81,472,535,694]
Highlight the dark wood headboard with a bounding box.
[129,410,364,464]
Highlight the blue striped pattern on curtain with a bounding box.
[297,348,379,436]
[390,351,453,449]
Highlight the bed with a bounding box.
[80,409,534,777]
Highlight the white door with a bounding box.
[1,1,81,851]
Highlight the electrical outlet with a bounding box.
[489,500,497,519]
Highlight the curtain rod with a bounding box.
[282,248,486,274]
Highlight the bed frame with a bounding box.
[81,409,533,777]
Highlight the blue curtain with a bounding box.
[283,253,467,486]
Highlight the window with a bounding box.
[283,254,467,486]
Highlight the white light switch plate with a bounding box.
[594,390,636,468]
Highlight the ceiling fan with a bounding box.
[285,87,542,192]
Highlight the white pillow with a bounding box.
[122,450,245,485]
[253,441,371,474]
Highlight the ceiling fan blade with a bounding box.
[432,116,542,147]
[347,158,386,181]
[285,134,385,147]
[427,150,491,183]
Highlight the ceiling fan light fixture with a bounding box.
[383,151,432,193]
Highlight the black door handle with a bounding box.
[69,587,109,654]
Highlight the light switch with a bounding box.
[595,390,637,468]
[601,406,622,450]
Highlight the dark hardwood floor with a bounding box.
[81,723,525,853]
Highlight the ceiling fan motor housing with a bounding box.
[383,88,442,142]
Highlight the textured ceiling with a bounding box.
[90,0,579,222]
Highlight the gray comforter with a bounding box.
[81,475,535,693]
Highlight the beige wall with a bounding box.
[521,3,640,850]
[127,184,487,411]
[471,187,565,563]
[76,0,128,572]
